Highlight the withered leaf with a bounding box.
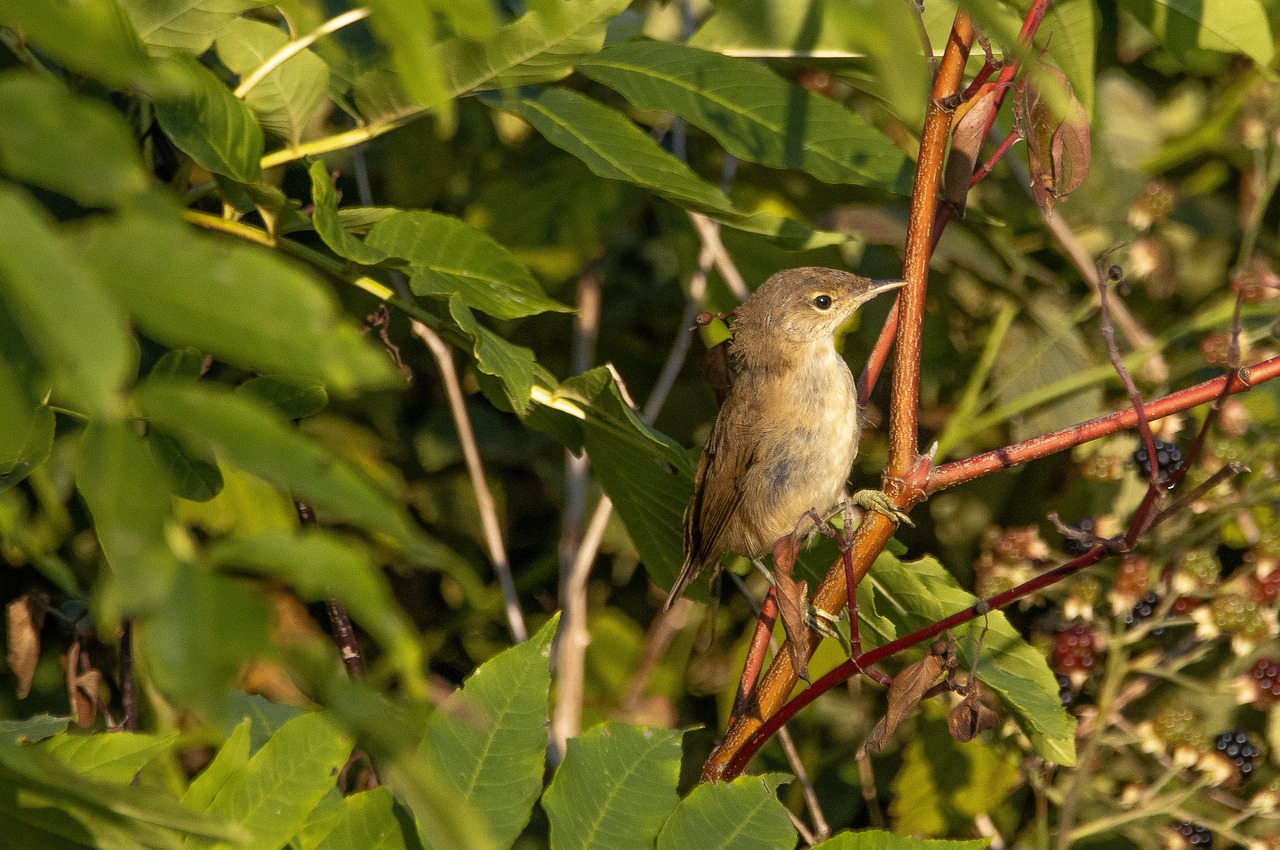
[944,83,1001,215]
[865,650,947,753]
[1018,63,1091,215]
[6,593,48,699]
[949,683,1001,742]
[771,534,812,682]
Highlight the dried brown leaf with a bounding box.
[865,650,946,753]
[949,683,1001,742]
[7,593,48,699]
[1019,64,1091,215]
[944,83,1000,214]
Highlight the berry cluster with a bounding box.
[1053,622,1101,686]
[1171,821,1213,849]
[1241,658,1280,709]
[1214,730,1261,779]
[1132,438,1184,480]
[1124,591,1161,630]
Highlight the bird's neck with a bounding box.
[730,331,833,376]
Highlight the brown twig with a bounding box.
[296,499,366,678]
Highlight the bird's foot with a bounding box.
[850,489,914,527]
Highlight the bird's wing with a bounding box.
[683,395,758,569]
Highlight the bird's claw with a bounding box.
[851,489,914,527]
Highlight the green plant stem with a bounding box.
[1054,629,1129,850]
[260,108,428,169]
[1067,776,1212,842]
[934,300,1017,458]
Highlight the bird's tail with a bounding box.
[663,554,702,611]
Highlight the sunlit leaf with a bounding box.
[216,18,331,144]
[155,58,264,183]
[119,0,272,57]
[657,774,796,850]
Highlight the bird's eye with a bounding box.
[813,294,833,310]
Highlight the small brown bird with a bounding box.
[665,267,905,610]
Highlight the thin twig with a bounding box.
[296,499,367,677]
[413,321,528,643]
[235,9,370,98]
[1097,268,1161,491]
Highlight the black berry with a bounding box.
[1133,438,1183,480]
[1171,821,1213,849]
[1124,590,1161,630]
[1062,518,1096,557]
[1056,673,1075,707]
[1214,730,1260,779]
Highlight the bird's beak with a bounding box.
[868,279,907,296]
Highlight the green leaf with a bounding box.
[309,787,411,850]
[550,367,694,598]
[363,210,570,319]
[657,774,796,850]
[78,210,396,395]
[134,380,463,571]
[1117,0,1275,67]
[0,736,246,849]
[439,0,630,94]
[484,87,846,250]
[183,720,251,812]
[0,0,188,95]
[0,187,133,417]
[864,552,1076,765]
[119,0,272,56]
[216,18,331,144]
[0,72,151,206]
[889,711,1019,838]
[362,0,450,124]
[76,421,180,614]
[0,716,70,743]
[207,530,429,699]
[149,348,207,379]
[542,723,683,850]
[421,615,558,849]
[578,41,913,193]
[813,829,990,850]
[155,58,264,183]
[141,563,271,712]
[0,403,53,494]
[236,376,328,420]
[308,161,390,266]
[148,428,225,502]
[38,732,174,784]
[189,712,353,850]
[447,297,541,415]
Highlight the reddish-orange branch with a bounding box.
[927,357,1280,493]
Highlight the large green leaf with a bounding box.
[862,552,1077,765]
[155,58,264,183]
[307,787,411,850]
[548,367,694,598]
[183,720,251,811]
[578,41,913,193]
[0,326,53,491]
[187,712,353,850]
[1117,0,1274,67]
[0,187,133,417]
[363,210,570,320]
[142,564,271,711]
[76,421,180,615]
[0,737,245,850]
[207,530,429,699]
[307,161,390,266]
[483,87,848,250]
[656,774,796,850]
[119,0,271,56]
[38,732,174,785]
[0,72,150,207]
[447,297,542,415]
[542,723,683,850]
[134,380,464,571]
[813,830,990,850]
[362,0,450,122]
[420,615,558,850]
[0,0,187,94]
[216,18,331,144]
[77,210,396,395]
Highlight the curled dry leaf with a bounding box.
[864,641,948,753]
[944,83,1001,215]
[949,682,1001,742]
[771,533,812,682]
[1017,63,1091,215]
[6,592,48,699]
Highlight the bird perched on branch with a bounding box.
[665,267,907,610]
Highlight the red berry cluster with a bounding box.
[1242,658,1280,709]
[1054,622,1101,686]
